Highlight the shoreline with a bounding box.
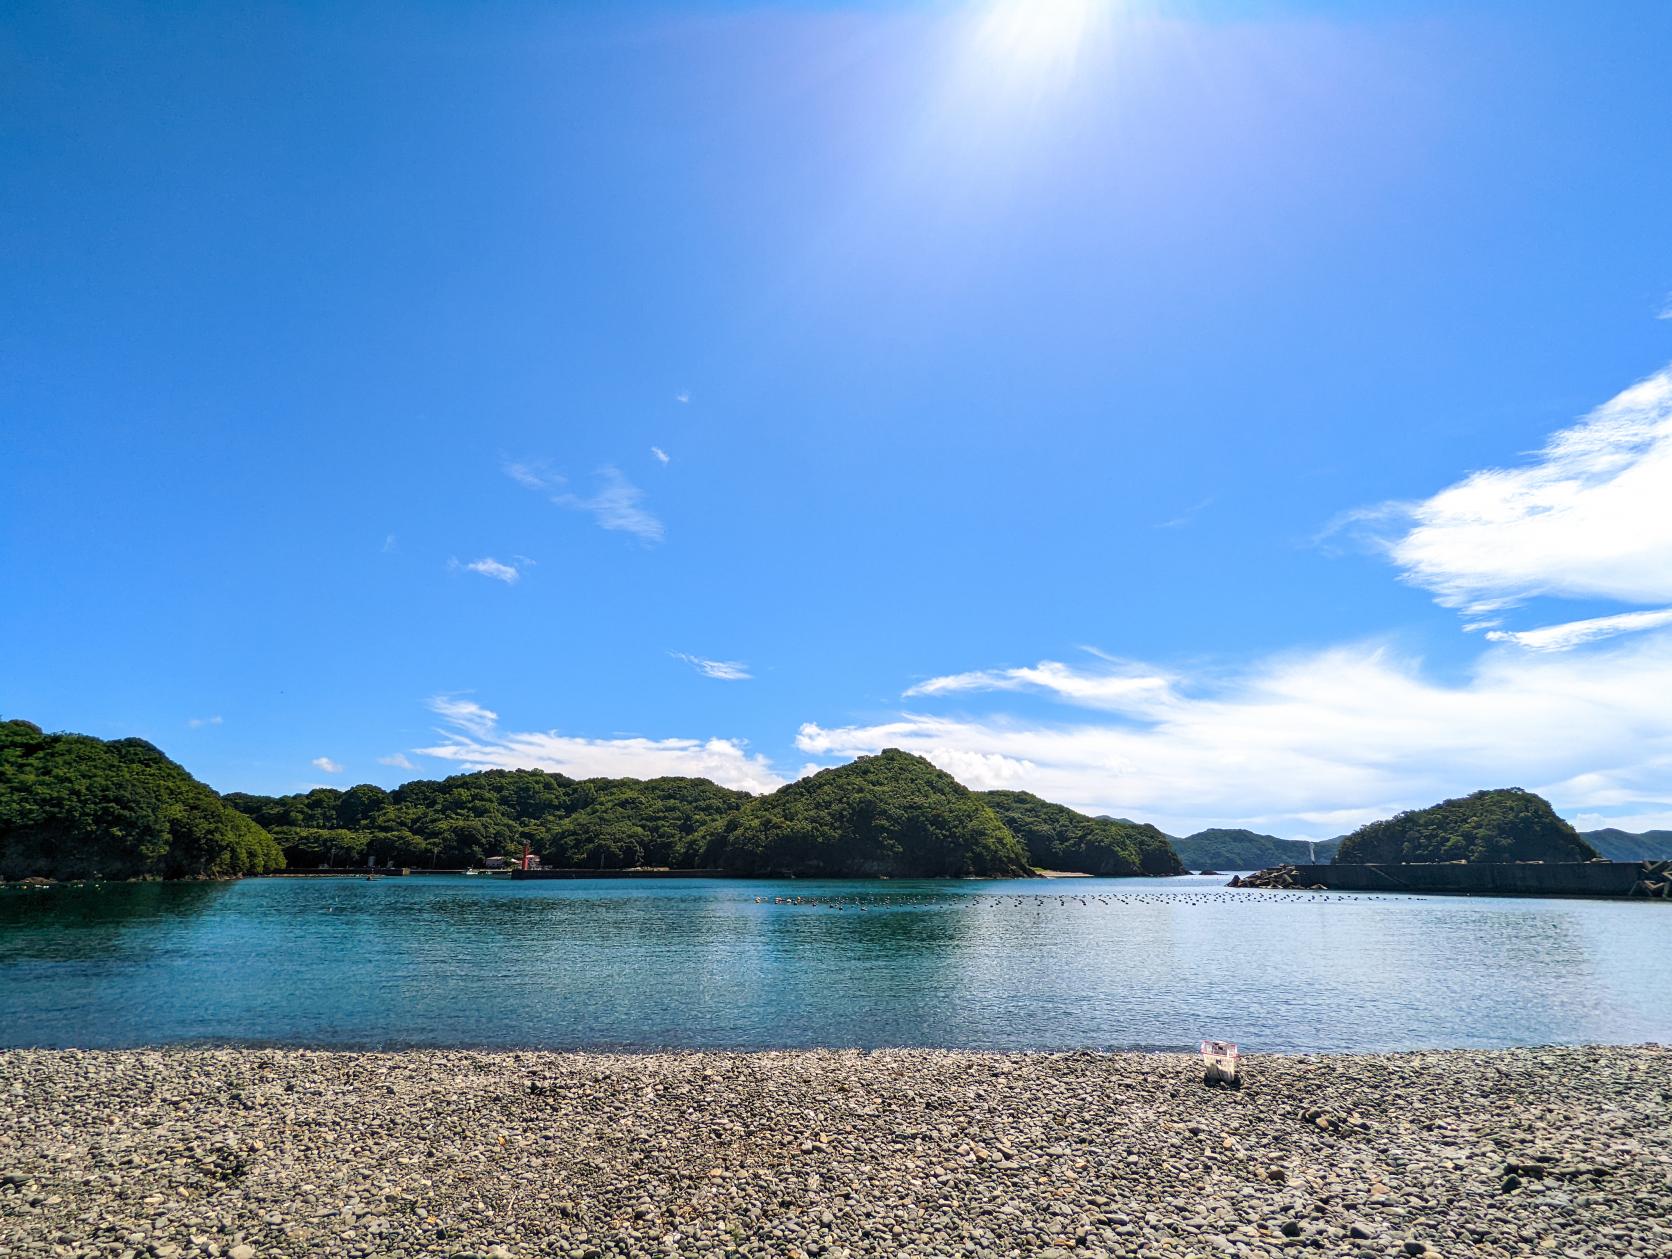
[3,868,1181,888]
[3,1045,1666,1258]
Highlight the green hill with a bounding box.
[696,750,1033,877]
[979,790,1183,875]
[1580,828,1672,862]
[226,770,748,871]
[1171,828,1339,871]
[0,719,284,880]
[1334,788,1597,865]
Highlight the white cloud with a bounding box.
[673,652,752,681]
[554,466,664,543]
[651,446,670,464]
[1658,294,1672,320]
[382,533,398,553]
[1485,607,1672,653]
[1156,497,1213,530]
[1376,363,1672,615]
[503,459,561,491]
[905,658,1176,717]
[378,753,416,770]
[675,391,690,404]
[1569,809,1672,835]
[801,635,1672,838]
[428,694,500,739]
[461,556,521,584]
[506,458,665,543]
[415,697,783,793]
[187,715,222,729]
[312,756,344,774]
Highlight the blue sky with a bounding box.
[4,1,1671,837]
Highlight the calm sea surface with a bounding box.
[2,874,1668,1053]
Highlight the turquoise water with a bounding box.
[1,874,1667,1052]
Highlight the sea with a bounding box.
[2,873,1667,1052]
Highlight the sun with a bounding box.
[976,0,1107,75]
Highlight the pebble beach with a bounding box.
[2,1045,1667,1259]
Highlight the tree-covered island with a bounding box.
[1333,787,1598,864]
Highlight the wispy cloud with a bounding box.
[672,652,752,681]
[904,657,1177,718]
[804,631,1672,837]
[382,533,398,553]
[561,464,665,538]
[187,715,222,729]
[1156,497,1214,529]
[554,466,664,543]
[675,391,690,404]
[503,458,561,491]
[415,697,782,794]
[651,446,670,465]
[508,458,665,543]
[428,694,499,739]
[1485,607,1672,653]
[789,363,1672,836]
[1367,362,1672,616]
[454,556,522,584]
[378,752,416,770]
[312,756,344,774]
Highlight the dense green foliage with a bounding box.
[226,771,749,870]
[1170,828,1339,871]
[1580,828,1672,862]
[977,790,1183,875]
[697,751,1034,877]
[0,720,284,880]
[2,717,1199,881]
[1334,788,1598,865]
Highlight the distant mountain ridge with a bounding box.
[1171,828,1340,871]
[1580,828,1672,862]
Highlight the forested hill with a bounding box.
[227,752,1183,879]
[1580,828,1672,862]
[694,751,1034,877]
[1334,788,1598,865]
[1,719,1184,880]
[225,771,748,873]
[979,791,1183,876]
[1170,828,1339,871]
[0,720,284,880]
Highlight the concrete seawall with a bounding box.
[1237,860,1670,898]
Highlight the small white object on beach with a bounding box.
[1201,1039,1241,1088]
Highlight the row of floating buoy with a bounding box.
[746,889,1419,910]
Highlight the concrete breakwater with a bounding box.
[1,1045,1668,1259]
[1231,860,1671,898]
[510,867,731,880]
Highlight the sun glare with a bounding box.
[976,0,1107,75]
